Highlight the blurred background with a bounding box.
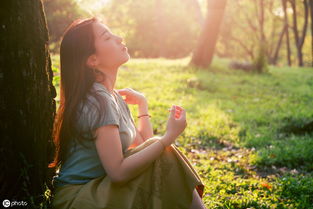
[44,0,312,66]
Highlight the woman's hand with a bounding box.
[162,105,187,146]
[118,88,153,141]
[116,88,146,106]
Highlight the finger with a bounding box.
[176,107,183,114]
[178,109,186,120]
[168,106,181,113]
[116,89,129,95]
[116,89,125,93]
[175,105,183,111]
[175,106,183,115]
[169,105,176,119]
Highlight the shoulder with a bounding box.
[76,83,121,131]
[91,82,113,99]
[85,83,115,105]
[77,83,116,118]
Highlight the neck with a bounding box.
[97,67,118,94]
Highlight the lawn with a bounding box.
[51,56,313,208]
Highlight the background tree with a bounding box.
[282,0,292,66]
[289,0,309,66]
[43,0,311,67]
[309,0,313,66]
[43,0,87,53]
[101,0,201,58]
[0,0,56,207]
[190,0,228,68]
[217,0,311,67]
[253,0,269,73]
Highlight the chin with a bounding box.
[121,53,130,64]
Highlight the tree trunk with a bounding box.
[271,25,287,65]
[299,0,309,66]
[309,0,313,67]
[290,0,309,66]
[282,0,292,66]
[258,0,266,45]
[0,0,56,207]
[190,0,227,68]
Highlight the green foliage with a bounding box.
[45,0,201,58]
[184,145,313,208]
[43,0,313,67]
[43,0,89,53]
[253,44,269,73]
[256,135,313,169]
[43,0,312,65]
[276,175,313,209]
[101,0,201,58]
[50,55,313,208]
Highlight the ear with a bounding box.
[86,54,98,69]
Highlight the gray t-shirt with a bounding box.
[52,82,136,187]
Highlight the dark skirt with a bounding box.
[52,137,205,209]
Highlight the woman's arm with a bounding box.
[95,125,171,184]
[137,99,153,141]
[126,99,153,148]
[128,127,144,149]
[95,105,186,184]
[116,88,153,141]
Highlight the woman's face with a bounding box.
[90,22,129,70]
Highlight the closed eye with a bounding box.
[102,34,110,40]
[100,30,111,40]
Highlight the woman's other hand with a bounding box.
[116,88,146,106]
[162,105,187,146]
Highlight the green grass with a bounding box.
[50,55,313,208]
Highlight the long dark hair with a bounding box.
[48,17,106,169]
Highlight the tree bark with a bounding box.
[190,0,227,68]
[0,0,56,207]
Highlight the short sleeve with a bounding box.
[124,102,136,125]
[115,92,135,126]
[76,93,120,138]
